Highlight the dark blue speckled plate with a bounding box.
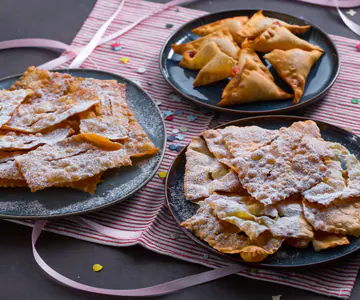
[165,116,360,269]
[0,69,165,219]
[160,10,340,115]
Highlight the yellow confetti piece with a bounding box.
[120,57,130,64]
[158,171,167,179]
[92,264,103,272]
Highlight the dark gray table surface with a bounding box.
[1,0,360,299]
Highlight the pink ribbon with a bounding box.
[32,220,248,296]
[336,4,360,35]
[71,217,142,240]
[296,0,360,7]
[2,0,360,296]
[43,0,199,69]
[0,38,72,51]
[69,0,126,68]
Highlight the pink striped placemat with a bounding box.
[10,0,360,298]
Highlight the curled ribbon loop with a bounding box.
[32,221,248,296]
[71,217,142,240]
[0,38,72,51]
[296,0,360,7]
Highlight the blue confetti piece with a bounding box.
[175,110,184,115]
[169,144,177,151]
[167,136,176,142]
[175,134,184,141]
[187,115,197,122]
[163,110,174,118]
[176,145,184,152]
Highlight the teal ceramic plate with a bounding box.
[0,69,165,219]
[160,10,340,115]
[165,116,360,269]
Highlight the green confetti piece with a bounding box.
[351,98,359,104]
[250,268,257,273]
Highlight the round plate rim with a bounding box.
[159,9,341,115]
[165,115,360,269]
[0,68,166,219]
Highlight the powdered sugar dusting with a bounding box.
[0,70,165,217]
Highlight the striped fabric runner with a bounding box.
[11,0,360,298]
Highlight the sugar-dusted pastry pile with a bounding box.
[0,66,159,194]
[172,10,324,106]
[181,120,360,262]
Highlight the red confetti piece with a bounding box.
[357,43,360,51]
[165,115,174,121]
[188,50,196,58]
[232,65,240,76]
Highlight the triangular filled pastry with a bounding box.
[242,23,323,52]
[172,29,240,59]
[219,58,292,106]
[192,16,249,44]
[193,51,236,86]
[236,10,310,40]
[264,49,323,103]
[238,48,274,81]
[179,41,222,70]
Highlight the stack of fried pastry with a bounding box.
[0,66,159,194]
[181,120,360,262]
[172,10,324,106]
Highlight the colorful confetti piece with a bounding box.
[169,92,182,102]
[250,268,257,273]
[92,264,103,272]
[111,42,121,51]
[132,80,141,86]
[165,115,174,121]
[344,127,353,132]
[163,110,174,118]
[172,129,179,134]
[175,134,184,141]
[179,127,188,132]
[167,136,176,142]
[176,145,183,152]
[158,171,167,178]
[166,23,174,28]
[170,232,179,240]
[120,57,130,64]
[352,98,359,104]
[137,67,146,74]
[175,110,184,115]
[346,9,357,16]
[187,115,197,122]
[169,144,177,151]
